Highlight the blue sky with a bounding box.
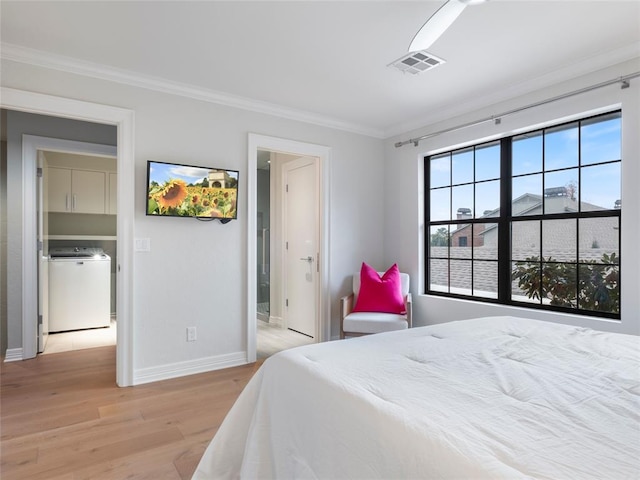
[149,161,238,185]
[429,114,621,223]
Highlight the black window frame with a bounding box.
[424,111,622,320]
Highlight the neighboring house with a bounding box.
[482,188,617,259]
[451,187,617,252]
[433,187,619,296]
[450,208,486,247]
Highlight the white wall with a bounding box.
[1,59,385,376]
[384,59,640,335]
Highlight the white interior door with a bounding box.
[37,151,49,353]
[284,157,318,338]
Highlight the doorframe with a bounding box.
[247,134,331,363]
[1,87,135,387]
[24,136,117,351]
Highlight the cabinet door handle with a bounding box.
[72,194,77,211]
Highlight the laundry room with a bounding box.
[1,109,119,362]
[43,149,117,353]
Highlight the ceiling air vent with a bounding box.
[388,50,445,75]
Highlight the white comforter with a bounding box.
[193,316,640,479]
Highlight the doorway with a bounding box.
[1,87,135,387]
[36,145,118,355]
[247,134,331,363]
[255,150,320,358]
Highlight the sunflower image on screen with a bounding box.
[146,161,238,219]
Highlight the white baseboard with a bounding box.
[4,348,23,362]
[132,351,247,386]
[269,315,283,327]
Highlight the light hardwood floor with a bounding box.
[0,346,261,479]
[1,320,313,479]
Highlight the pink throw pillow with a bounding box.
[353,263,406,314]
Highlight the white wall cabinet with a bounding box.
[47,167,107,214]
[108,172,117,214]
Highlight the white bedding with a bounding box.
[193,316,640,479]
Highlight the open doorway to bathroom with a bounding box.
[255,149,317,359]
[248,134,331,364]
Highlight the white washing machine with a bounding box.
[49,247,111,332]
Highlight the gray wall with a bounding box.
[1,135,7,358]
[3,109,116,354]
[256,168,270,308]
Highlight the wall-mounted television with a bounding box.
[146,160,239,220]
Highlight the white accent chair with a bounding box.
[340,272,412,339]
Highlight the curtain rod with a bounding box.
[394,71,640,148]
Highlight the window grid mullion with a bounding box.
[471,148,476,295]
[576,120,583,310]
[449,153,452,294]
[498,137,511,303]
[538,219,543,305]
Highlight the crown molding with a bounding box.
[0,43,385,139]
[384,42,640,138]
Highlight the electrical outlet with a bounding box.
[187,326,197,342]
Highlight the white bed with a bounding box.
[193,316,640,479]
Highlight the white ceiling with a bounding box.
[1,1,639,138]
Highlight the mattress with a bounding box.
[192,316,640,479]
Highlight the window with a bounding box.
[425,111,621,318]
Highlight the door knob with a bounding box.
[300,256,313,262]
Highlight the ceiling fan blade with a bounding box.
[409,0,467,52]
